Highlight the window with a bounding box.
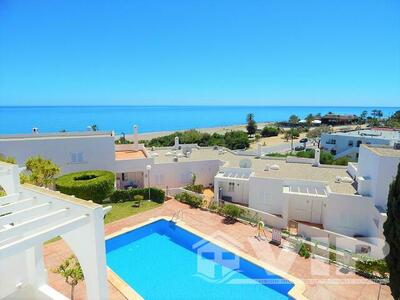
[348,140,353,147]
[70,152,84,163]
[326,139,336,145]
[228,182,235,192]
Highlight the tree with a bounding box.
[359,110,368,124]
[21,156,60,187]
[383,163,400,299]
[386,110,400,128]
[371,109,383,119]
[53,255,84,300]
[289,115,300,127]
[191,173,197,185]
[90,124,98,131]
[306,125,331,139]
[224,131,250,150]
[305,114,314,127]
[246,113,257,136]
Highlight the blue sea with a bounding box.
[0,106,398,135]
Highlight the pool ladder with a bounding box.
[171,210,183,223]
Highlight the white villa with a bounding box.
[320,127,400,159]
[1,126,400,258]
[0,161,109,299]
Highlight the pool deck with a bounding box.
[44,199,392,300]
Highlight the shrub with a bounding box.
[109,188,165,204]
[184,184,204,194]
[298,243,311,259]
[265,152,288,157]
[332,156,349,166]
[0,154,16,164]
[22,156,60,187]
[261,126,279,137]
[220,204,244,223]
[356,257,388,278]
[55,170,115,204]
[175,192,204,208]
[134,195,144,202]
[224,131,249,150]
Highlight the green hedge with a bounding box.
[55,170,115,204]
[110,188,165,204]
[184,184,204,194]
[175,192,203,208]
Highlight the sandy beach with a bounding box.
[122,122,364,149]
[124,122,273,141]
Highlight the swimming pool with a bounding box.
[106,218,298,299]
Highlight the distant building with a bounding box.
[320,128,400,159]
[321,113,358,125]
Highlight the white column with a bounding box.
[133,125,139,151]
[282,194,289,226]
[257,143,262,157]
[62,208,108,300]
[314,148,321,167]
[174,136,179,149]
[214,180,219,203]
[26,244,47,288]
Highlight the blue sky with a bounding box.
[0,0,399,106]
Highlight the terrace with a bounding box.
[115,150,147,160]
[150,147,356,194]
[45,199,391,300]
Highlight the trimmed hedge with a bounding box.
[110,188,165,204]
[55,170,115,204]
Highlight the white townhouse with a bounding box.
[0,131,116,175]
[320,128,400,159]
[213,144,400,257]
[2,126,399,258]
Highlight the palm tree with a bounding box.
[246,113,257,136]
[246,113,255,123]
[90,124,98,131]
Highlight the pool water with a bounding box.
[106,219,294,299]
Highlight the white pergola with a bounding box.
[0,162,109,300]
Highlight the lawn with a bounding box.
[45,200,161,244]
[103,200,161,224]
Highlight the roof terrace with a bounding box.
[149,147,356,194]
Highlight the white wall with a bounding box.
[324,192,376,237]
[357,145,400,209]
[149,160,223,189]
[248,177,284,215]
[0,136,116,175]
[217,179,249,205]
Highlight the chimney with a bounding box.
[133,125,139,151]
[313,148,321,167]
